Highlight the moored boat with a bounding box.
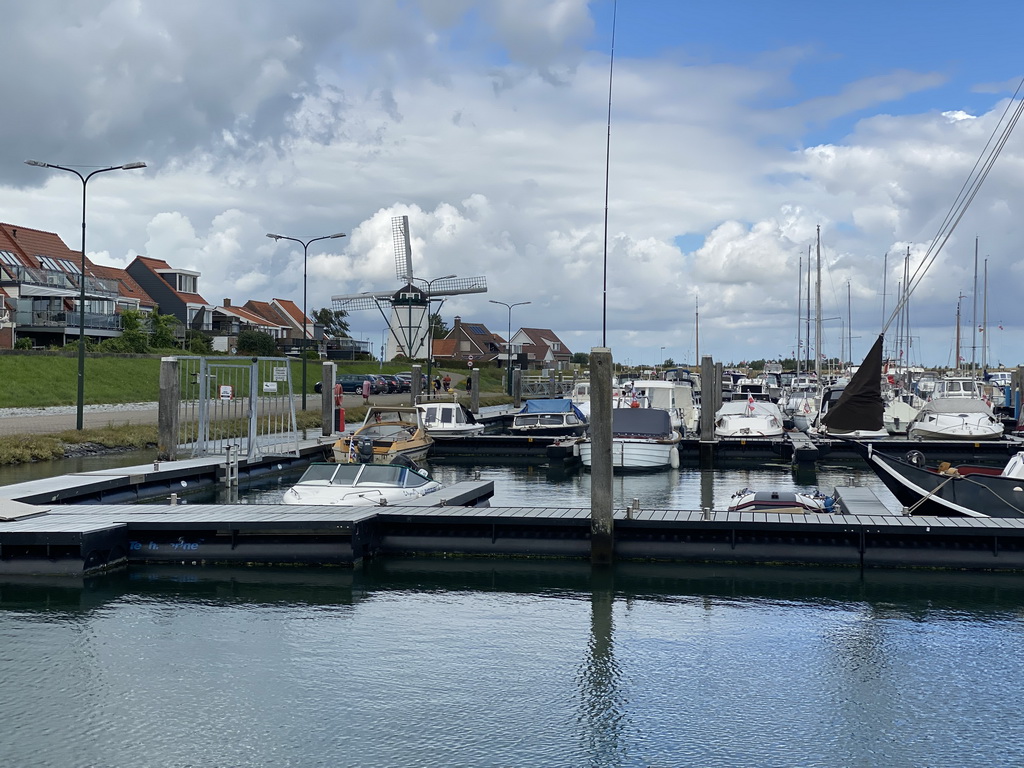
[332,406,433,464]
[416,398,485,439]
[855,443,1024,518]
[577,407,681,471]
[509,399,588,437]
[282,460,443,506]
[728,488,838,514]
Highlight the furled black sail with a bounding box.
[821,334,884,432]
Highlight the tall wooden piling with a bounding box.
[590,347,614,565]
[157,357,180,461]
[469,367,480,413]
[320,362,336,436]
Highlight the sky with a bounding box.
[3,0,1024,370]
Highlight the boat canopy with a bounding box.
[611,407,673,437]
[919,398,994,415]
[520,399,587,420]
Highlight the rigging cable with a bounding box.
[883,76,1024,335]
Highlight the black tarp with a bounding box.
[821,334,884,432]
[611,407,673,437]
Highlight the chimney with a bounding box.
[11,229,16,238]
[223,298,231,307]
[453,316,461,329]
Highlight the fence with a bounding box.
[176,356,299,460]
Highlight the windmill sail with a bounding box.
[394,215,413,282]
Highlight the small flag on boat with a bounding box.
[348,437,357,463]
[747,393,756,414]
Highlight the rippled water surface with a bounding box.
[3,562,1024,768]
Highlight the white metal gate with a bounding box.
[177,356,299,460]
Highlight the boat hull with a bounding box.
[578,435,681,471]
[859,444,1024,518]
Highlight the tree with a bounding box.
[571,352,590,366]
[428,312,449,340]
[237,329,277,356]
[115,308,149,353]
[149,307,180,350]
[312,307,350,338]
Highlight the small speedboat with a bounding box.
[333,406,433,464]
[416,398,485,439]
[728,488,838,514]
[282,460,443,506]
[509,399,588,437]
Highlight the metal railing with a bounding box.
[177,356,299,460]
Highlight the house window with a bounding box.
[0,251,20,266]
[551,342,561,351]
[60,259,81,274]
[177,274,197,294]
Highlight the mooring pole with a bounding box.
[321,361,336,436]
[590,347,614,565]
[157,356,180,461]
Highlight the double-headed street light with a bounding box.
[489,299,530,396]
[25,159,147,430]
[266,231,346,410]
[414,274,455,395]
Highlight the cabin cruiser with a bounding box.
[576,407,682,471]
[509,399,588,437]
[416,398,485,439]
[283,460,443,507]
[333,406,433,464]
[714,396,785,438]
[905,376,1003,440]
[780,374,819,432]
[616,379,697,436]
[906,398,1003,440]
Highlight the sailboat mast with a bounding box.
[805,244,812,374]
[971,236,978,376]
[796,255,802,375]
[815,226,822,380]
[983,257,988,372]
[694,294,699,365]
[847,280,852,371]
[955,294,964,372]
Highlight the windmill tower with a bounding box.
[332,216,487,360]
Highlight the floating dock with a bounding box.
[2,485,1024,575]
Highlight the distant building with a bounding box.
[513,327,573,371]
[126,255,215,331]
[0,223,149,349]
[435,316,505,367]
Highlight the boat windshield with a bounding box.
[354,465,406,486]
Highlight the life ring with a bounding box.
[905,450,926,467]
[333,383,343,408]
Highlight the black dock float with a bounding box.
[429,434,559,458]
[5,485,1024,574]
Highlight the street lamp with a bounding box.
[26,159,146,430]
[414,274,455,396]
[266,231,346,409]
[489,299,531,396]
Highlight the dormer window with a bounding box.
[177,273,197,293]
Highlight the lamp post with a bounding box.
[415,274,455,397]
[26,159,146,430]
[266,231,346,409]
[489,300,530,396]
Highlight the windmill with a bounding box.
[332,216,487,360]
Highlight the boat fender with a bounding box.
[572,442,580,458]
[670,446,680,469]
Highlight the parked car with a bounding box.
[396,372,429,392]
[379,374,403,393]
[314,374,387,395]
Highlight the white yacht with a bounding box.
[906,376,1003,441]
[283,461,443,506]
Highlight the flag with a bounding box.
[348,437,357,463]
[747,393,756,414]
[979,325,985,333]
[999,324,1004,330]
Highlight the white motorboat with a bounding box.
[616,379,697,436]
[577,407,682,471]
[282,461,443,506]
[906,398,1003,441]
[509,399,588,437]
[714,396,785,438]
[905,376,1003,441]
[416,398,485,439]
[780,374,819,432]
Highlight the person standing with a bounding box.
[443,374,451,392]
[433,376,441,397]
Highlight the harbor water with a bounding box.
[3,456,1023,766]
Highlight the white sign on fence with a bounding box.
[263,381,278,393]
[219,385,234,400]
[273,367,288,381]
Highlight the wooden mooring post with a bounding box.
[590,347,614,565]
